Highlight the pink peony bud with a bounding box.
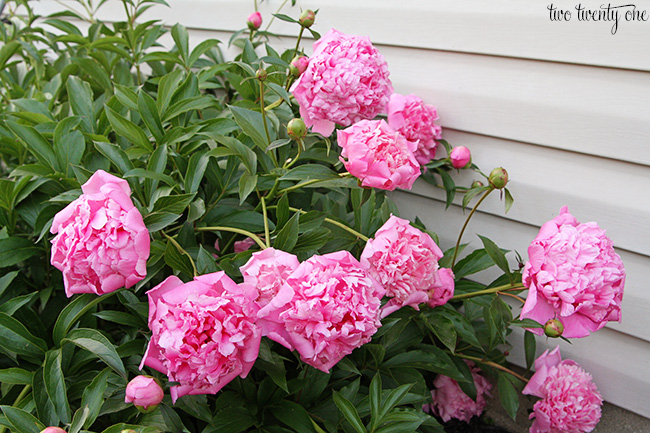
[543,318,564,338]
[247,12,262,30]
[488,167,508,189]
[287,118,307,140]
[289,56,309,77]
[41,428,66,433]
[449,146,471,169]
[299,9,316,28]
[125,375,164,412]
[234,237,256,253]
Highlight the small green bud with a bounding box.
[488,167,508,189]
[299,9,316,28]
[544,318,564,338]
[256,68,267,81]
[471,180,484,189]
[287,118,307,140]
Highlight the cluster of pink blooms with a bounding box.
[520,206,625,338]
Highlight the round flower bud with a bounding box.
[299,9,316,28]
[247,12,262,30]
[544,318,564,338]
[41,428,66,433]
[125,375,164,412]
[471,180,484,188]
[488,167,508,189]
[256,68,267,82]
[287,118,307,141]
[449,146,471,169]
[289,56,309,77]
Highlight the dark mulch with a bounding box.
[440,416,514,433]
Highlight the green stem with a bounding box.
[450,187,493,270]
[285,26,305,90]
[456,353,529,383]
[451,282,525,301]
[277,178,327,195]
[163,233,198,277]
[0,385,31,433]
[284,138,302,169]
[261,195,271,248]
[196,227,267,250]
[259,79,278,167]
[287,207,369,242]
[264,98,284,112]
[263,0,290,32]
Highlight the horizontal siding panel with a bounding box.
[390,191,650,343]
[37,0,650,71]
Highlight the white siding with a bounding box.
[35,0,650,419]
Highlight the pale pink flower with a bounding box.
[240,248,300,308]
[141,272,261,402]
[387,93,442,165]
[450,146,471,169]
[520,206,625,338]
[40,428,66,433]
[426,361,492,422]
[125,375,164,410]
[523,347,602,433]
[337,120,420,191]
[258,251,385,372]
[290,29,393,136]
[247,12,262,30]
[361,215,454,317]
[50,170,150,297]
[427,267,455,309]
[234,237,256,253]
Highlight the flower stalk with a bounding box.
[451,187,494,270]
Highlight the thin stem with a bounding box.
[284,139,302,169]
[499,291,526,304]
[196,227,267,250]
[261,195,271,248]
[457,354,529,384]
[263,0,290,32]
[291,27,305,68]
[451,187,493,270]
[264,98,284,112]
[259,79,278,167]
[287,207,369,242]
[451,282,525,301]
[163,233,198,277]
[277,178,326,194]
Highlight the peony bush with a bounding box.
[0,1,624,433]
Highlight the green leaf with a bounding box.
[0,272,18,298]
[163,95,214,122]
[69,406,89,433]
[164,240,195,277]
[453,249,495,280]
[6,121,58,170]
[157,69,185,115]
[123,168,175,187]
[478,235,511,276]
[93,141,134,174]
[462,185,490,210]
[114,84,139,111]
[197,245,218,274]
[92,310,143,327]
[272,400,319,433]
[138,90,164,144]
[229,105,275,150]
[369,373,382,431]
[146,143,168,200]
[54,117,85,176]
[438,169,456,208]
[383,349,464,381]
[81,368,110,429]
[274,212,299,252]
[171,24,189,65]
[44,349,72,423]
[510,318,543,328]
[332,391,365,433]
[75,57,112,90]
[63,328,127,379]
[504,188,514,213]
[185,152,210,194]
[272,13,298,23]
[377,384,413,422]
[209,135,257,175]
[0,237,40,268]
[238,172,257,205]
[151,193,196,214]
[0,368,33,385]
[188,39,220,67]
[279,164,339,181]
[160,404,186,433]
[66,76,95,133]
[497,373,520,420]
[267,138,291,151]
[423,312,457,353]
[105,105,153,151]
[0,292,38,316]
[0,41,20,70]
[32,368,58,426]
[53,294,106,344]
[0,312,47,359]
[202,407,256,433]
[524,331,537,370]
[0,406,45,433]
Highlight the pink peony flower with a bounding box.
[50,170,150,297]
[449,146,471,169]
[427,267,455,309]
[360,215,454,318]
[520,206,625,338]
[40,428,66,433]
[289,56,309,77]
[387,93,442,165]
[290,29,393,136]
[337,119,420,191]
[141,272,261,402]
[257,251,385,373]
[234,237,256,253]
[240,247,300,308]
[125,375,164,410]
[426,361,492,422]
[523,347,603,433]
[247,11,262,30]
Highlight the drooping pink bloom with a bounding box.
[240,247,300,308]
[247,12,262,30]
[425,361,492,422]
[234,237,256,253]
[523,347,603,433]
[387,93,442,165]
[449,146,471,169]
[360,215,454,317]
[125,375,164,410]
[50,170,150,297]
[257,251,385,373]
[520,206,625,338]
[337,119,420,191]
[141,272,261,402]
[290,29,393,136]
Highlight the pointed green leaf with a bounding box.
[93,141,134,174]
[44,349,71,423]
[478,234,511,276]
[0,237,40,268]
[274,212,299,252]
[66,76,95,133]
[63,328,126,379]
[332,391,365,433]
[0,406,45,433]
[105,105,153,151]
[6,121,58,170]
[138,90,164,144]
[0,312,47,359]
[238,172,257,205]
[229,105,275,150]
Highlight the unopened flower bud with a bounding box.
[471,180,484,188]
[287,118,307,140]
[41,428,66,433]
[247,12,262,31]
[299,9,316,28]
[544,318,564,338]
[488,167,508,189]
[449,146,471,169]
[256,68,267,82]
[289,56,309,77]
[125,375,164,413]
